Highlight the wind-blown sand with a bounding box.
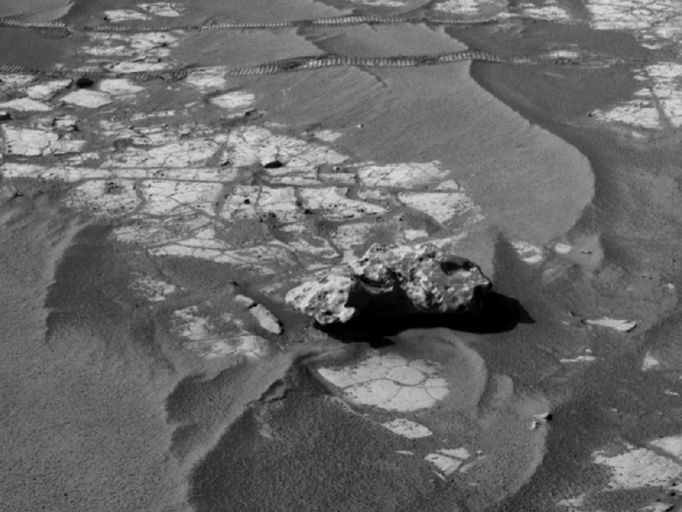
[0,0,73,21]
[1,0,681,511]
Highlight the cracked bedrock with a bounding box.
[2,0,682,511]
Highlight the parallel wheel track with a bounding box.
[227,50,530,76]
[0,14,500,34]
[0,50,533,82]
[0,14,636,80]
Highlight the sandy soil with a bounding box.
[0,0,73,21]
[2,0,682,511]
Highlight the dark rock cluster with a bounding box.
[286,243,492,324]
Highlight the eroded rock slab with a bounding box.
[286,243,491,324]
[318,352,450,411]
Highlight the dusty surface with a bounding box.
[1,0,682,511]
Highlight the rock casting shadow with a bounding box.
[320,291,534,345]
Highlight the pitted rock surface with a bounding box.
[284,275,357,325]
[286,243,492,324]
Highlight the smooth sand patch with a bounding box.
[0,0,73,20]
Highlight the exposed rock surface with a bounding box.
[285,243,492,324]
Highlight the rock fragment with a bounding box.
[235,294,283,334]
[99,78,144,96]
[559,351,597,363]
[286,243,492,324]
[185,67,228,90]
[26,80,71,100]
[424,448,472,476]
[61,90,113,109]
[381,418,433,438]
[641,352,660,371]
[0,98,52,112]
[249,304,282,334]
[398,191,481,226]
[53,115,79,131]
[138,2,182,17]
[104,9,149,22]
[357,162,449,188]
[131,276,177,302]
[586,317,637,332]
[210,91,255,114]
[285,274,356,325]
[593,439,682,490]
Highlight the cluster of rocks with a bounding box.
[286,243,492,324]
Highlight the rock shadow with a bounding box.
[320,291,534,345]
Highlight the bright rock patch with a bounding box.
[26,80,71,100]
[0,98,52,112]
[559,351,597,364]
[173,305,267,360]
[61,90,113,109]
[226,125,347,169]
[593,437,682,490]
[381,418,433,439]
[210,91,255,115]
[131,276,177,302]
[235,295,283,334]
[99,79,144,96]
[138,2,182,17]
[433,0,507,18]
[586,317,637,332]
[425,447,472,476]
[286,275,356,324]
[82,32,180,73]
[103,9,150,22]
[641,352,660,371]
[357,162,449,188]
[517,1,570,21]
[398,191,482,227]
[1,127,85,156]
[185,67,228,90]
[512,241,545,264]
[593,63,682,130]
[299,187,386,220]
[317,353,449,411]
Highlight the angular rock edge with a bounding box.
[285,243,492,325]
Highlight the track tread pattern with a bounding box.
[0,14,499,34]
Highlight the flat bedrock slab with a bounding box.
[285,243,492,325]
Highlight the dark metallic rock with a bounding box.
[286,243,492,324]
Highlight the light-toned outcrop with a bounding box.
[318,352,449,411]
[1,126,85,156]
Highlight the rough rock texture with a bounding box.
[285,274,356,325]
[285,243,492,324]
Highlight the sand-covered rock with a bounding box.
[285,243,492,324]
